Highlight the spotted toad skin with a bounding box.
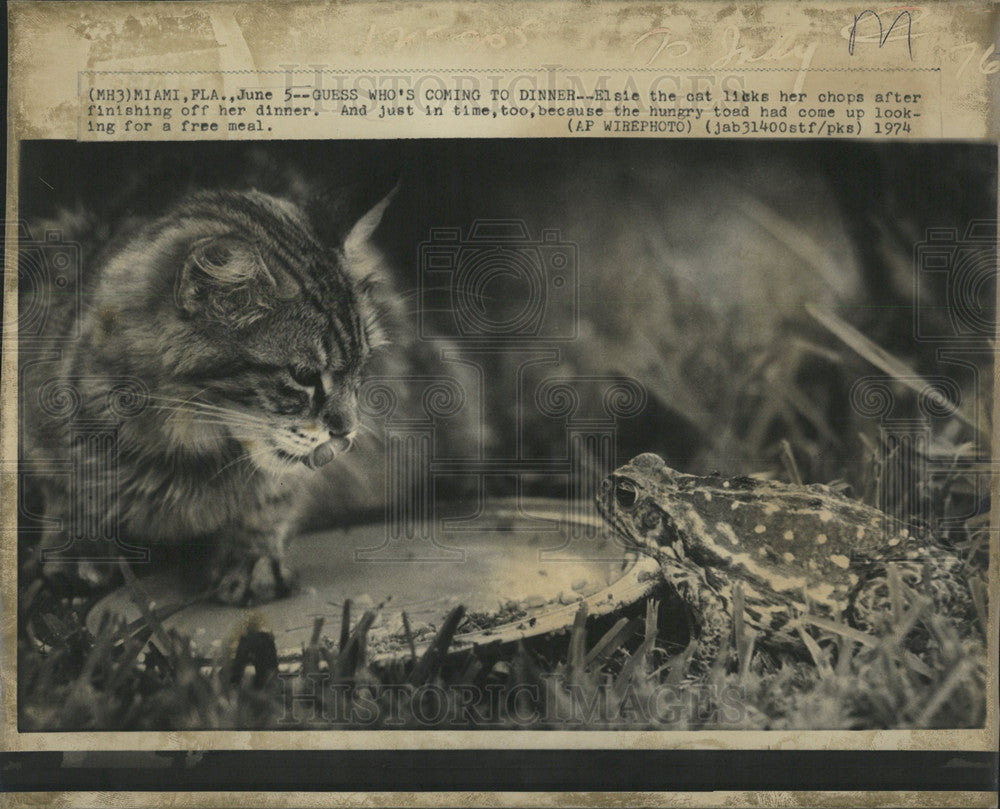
[597,453,977,667]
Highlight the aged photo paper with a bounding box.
[3,0,998,805]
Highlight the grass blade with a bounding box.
[796,626,832,679]
[401,611,418,662]
[565,601,589,686]
[584,617,638,670]
[806,304,981,436]
[915,659,975,727]
[408,605,465,686]
[338,599,352,652]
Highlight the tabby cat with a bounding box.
[21,188,393,604]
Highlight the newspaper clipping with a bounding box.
[3,1,998,806]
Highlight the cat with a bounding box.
[20,187,396,604]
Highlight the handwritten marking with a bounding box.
[952,42,1000,78]
[633,28,692,66]
[848,10,913,59]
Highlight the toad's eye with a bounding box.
[615,481,638,509]
[289,365,322,389]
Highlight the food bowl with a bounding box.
[87,499,661,661]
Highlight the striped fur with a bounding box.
[22,190,392,603]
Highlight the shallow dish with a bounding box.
[87,499,661,661]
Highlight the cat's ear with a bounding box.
[308,177,399,249]
[344,184,398,256]
[338,185,399,293]
[176,235,290,325]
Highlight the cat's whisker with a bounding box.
[143,392,252,411]
[147,396,272,423]
[147,401,274,430]
[145,392,220,407]
[201,417,272,432]
[396,284,514,302]
[150,410,268,432]
[343,421,378,449]
[142,387,215,408]
[146,404,234,420]
[209,440,283,481]
[210,453,254,482]
[204,413,274,430]
[396,287,439,303]
[147,405,242,422]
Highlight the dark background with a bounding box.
[9,139,998,794]
[18,139,998,490]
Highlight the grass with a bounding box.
[17,295,992,732]
[18,544,988,731]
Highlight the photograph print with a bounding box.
[15,138,995,731]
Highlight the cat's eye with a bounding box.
[289,365,322,389]
[614,482,638,509]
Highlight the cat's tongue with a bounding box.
[304,437,351,469]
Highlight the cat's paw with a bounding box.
[42,558,120,592]
[212,553,298,605]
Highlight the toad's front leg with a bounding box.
[666,563,734,672]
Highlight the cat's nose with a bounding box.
[322,409,356,437]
